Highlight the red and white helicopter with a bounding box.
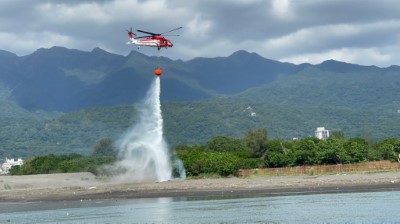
[126,27,182,51]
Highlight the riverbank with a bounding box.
[1,171,400,202]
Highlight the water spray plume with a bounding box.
[113,76,185,182]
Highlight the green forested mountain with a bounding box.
[2,92,399,159]
[1,48,400,159]
[0,47,293,111]
[240,65,400,109]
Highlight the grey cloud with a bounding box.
[1,0,400,66]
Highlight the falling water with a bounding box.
[113,77,185,182]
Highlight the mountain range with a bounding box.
[0,47,301,111]
[1,47,400,158]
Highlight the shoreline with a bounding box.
[1,172,400,202]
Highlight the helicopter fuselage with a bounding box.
[128,34,173,50]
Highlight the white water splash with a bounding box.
[113,77,175,182]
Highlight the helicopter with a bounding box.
[126,26,182,51]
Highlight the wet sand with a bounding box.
[1,172,400,202]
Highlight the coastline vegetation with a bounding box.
[9,128,400,177]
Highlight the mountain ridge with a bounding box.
[0,47,299,111]
[1,46,399,115]
[1,47,400,158]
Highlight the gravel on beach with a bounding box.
[1,172,400,202]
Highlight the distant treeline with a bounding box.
[178,129,400,177]
[10,129,400,177]
[9,139,116,175]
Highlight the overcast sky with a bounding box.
[1,0,400,67]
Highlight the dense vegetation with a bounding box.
[9,153,114,175]
[2,59,400,159]
[2,88,400,160]
[2,99,400,159]
[3,48,400,178]
[10,129,400,177]
[178,129,400,177]
[1,49,400,160]
[9,138,117,175]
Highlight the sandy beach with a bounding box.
[1,172,400,202]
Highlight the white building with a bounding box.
[315,127,330,140]
[1,158,24,174]
[245,106,257,117]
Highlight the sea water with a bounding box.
[1,191,399,224]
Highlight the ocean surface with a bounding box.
[1,191,400,224]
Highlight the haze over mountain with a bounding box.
[1,47,400,158]
[0,47,301,112]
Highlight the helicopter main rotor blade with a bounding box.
[135,35,153,39]
[137,30,158,36]
[160,26,182,35]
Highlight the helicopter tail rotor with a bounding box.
[126,27,136,36]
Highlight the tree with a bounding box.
[289,137,321,166]
[9,165,21,175]
[376,138,400,161]
[244,128,268,158]
[264,139,291,167]
[179,151,241,177]
[205,136,248,154]
[343,138,369,163]
[330,130,345,140]
[318,138,345,164]
[92,138,117,157]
